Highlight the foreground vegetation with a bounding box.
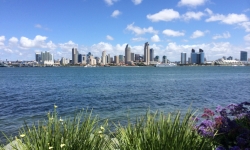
[1,102,249,150]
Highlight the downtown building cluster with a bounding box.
[60,42,170,66]
[32,42,249,66]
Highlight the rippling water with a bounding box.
[0,66,249,142]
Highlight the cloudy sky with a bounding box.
[0,0,250,61]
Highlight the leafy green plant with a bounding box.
[114,110,213,150]
[3,105,111,150]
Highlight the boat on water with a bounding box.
[155,63,177,67]
[84,64,96,67]
[0,62,9,67]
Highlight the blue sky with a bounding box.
[0,0,250,61]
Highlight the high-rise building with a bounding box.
[199,49,205,64]
[41,51,54,66]
[114,55,119,64]
[131,53,135,61]
[162,56,167,63]
[240,51,247,61]
[191,49,197,64]
[150,48,154,61]
[190,49,205,64]
[227,56,233,60]
[181,52,186,64]
[102,51,106,65]
[94,57,101,64]
[78,54,83,64]
[107,54,111,64]
[125,44,131,64]
[35,52,41,62]
[135,54,140,62]
[144,42,150,65]
[82,54,87,64]
[154,56,159,62]
[72,48,78,64]
[60,57,68,65]
[119,55,124,63]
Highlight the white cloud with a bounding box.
[47,41,57,50]
[243,8,250,13]
[34,24,50,31]
[3,48,13,53]
[162,29,185,37]
[19,35,56,50]
[178,0,207,7]
[20,35,47,49]
[206,13,249,24]
[204,8,213,15]
[104,0,118,6]
[9,37,18,45]
[240,22,250,32]
[182,11,204,21]
[131,37,147,42]
[111,10,121,18]
[59,41,78,51]
[151,35,160,42]
[190,30,207,39]
[126,23,158,35]
[132,0,142,5]
[212,32,231,40]
[222,14,248,24]
[147,9,180,22]
[244,34,250,42]
[0,36,5,46]
[35,24,42,28]
[106,35,114,40]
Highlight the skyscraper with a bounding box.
[119,55,124,63]
[190,49,205,64]
[191,49,197,64]
[181,52,186,64]
[135,54,140,62]
[102,51,106,65]
[162,56,167,63]
[240,51,247,61]
[72,48,78,64]
[199,49,205,64]
[78,54,83,64]
[125,44,131,64]
[107,54,110,64]
[35,52,41,62]
[114,55,119,64]
[150,48,154,62]
[41,51,54,66]
[131,53,135,61]
[154,56,159,62]
[144,42,150,65]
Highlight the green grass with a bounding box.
[1,106,215,150]
[114,110,213,150]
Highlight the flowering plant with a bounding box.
[197,102,250,150]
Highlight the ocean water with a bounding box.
[0,66,249,141]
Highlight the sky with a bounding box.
[0,0,250,61]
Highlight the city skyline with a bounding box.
[0,0,250,61]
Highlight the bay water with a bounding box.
[0,66,249,142]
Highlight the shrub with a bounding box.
[197,102,250,150]
[114,110,213,150]
[2,105,111,150]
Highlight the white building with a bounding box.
[40,51,54,66]
[102,51,106,65]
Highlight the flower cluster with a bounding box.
[196,102,250,150]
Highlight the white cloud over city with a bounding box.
[178,0,208,7]
[147,9,180,22]
[126,23,158,35]
[111,10,121,18]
